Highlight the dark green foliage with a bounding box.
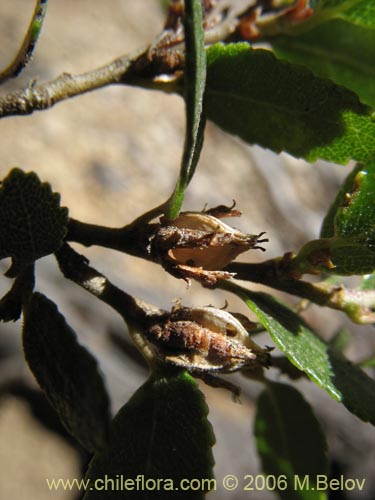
[23,292,111,452]
[0,168,68,277]
[84,371,215,499]
[255,382,328,500]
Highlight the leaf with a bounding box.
[317,0,375,30]
[166,0,206,219]
[84,370,215,499]
[340,0,375,29]
[0,266,34,322]
[222,281,375,425]
[332,161,375,239]
[0,168,68,277]
[295,158,375,275]
[205,43,375,164]
[320,164,362,238]
[271,19,375,107]
[23,292,110,452]
[255,382,328,500]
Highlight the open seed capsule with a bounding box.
[146,304,270,373]
[151,209,267,285]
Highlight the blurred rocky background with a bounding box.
[0,1,374,499]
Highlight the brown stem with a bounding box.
[55,243,166,329]
[0,46,146,118]
[66,218,159,262]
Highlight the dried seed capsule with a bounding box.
[146,305,270,373]
[151,209,267,286]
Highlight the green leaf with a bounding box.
[316,0,375,30]
[166,0,206,219]
[271,19,375,107]
[320,164,362,238]
[295,158,375,275]
[255,382,328,500]
[23,292,110,452]
[332,161,375,239]
[340,0,375,29]
[205,43,375,164]
[84,370,215,499]
[0,168,68,277]
[221,281,375,425]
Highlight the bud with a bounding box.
[146,304,271,373]
[151,205,267,286]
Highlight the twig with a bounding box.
[0,0,49,84]
[66,218,158,262]
[0,1,262,119]
[55,243,166,329]
[0,46,146,118]
[226,260,375,324]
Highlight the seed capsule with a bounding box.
[146,305,270,373]
[151,207,267,286]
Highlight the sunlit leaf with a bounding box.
[295,158,375,275]
[205,43,375,164]
[221,281,375,426]
[272,19,375,107]
[317,0,375,30]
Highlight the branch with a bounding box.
[66,218,158,262]
[0,1,267,119]
[0,0,48,84]
[66,217,375,324]
[226,260,375,324]
[55,243,165,330]
[0,46,147,118]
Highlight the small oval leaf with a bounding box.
[23,292,110,452]
[0,168,68,277]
